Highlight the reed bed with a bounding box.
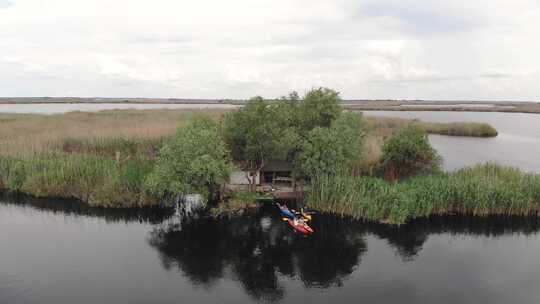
[0,109,226,157]
[0,109,228,207]
[0,111,494,157]
[0,154,156,207]
[307,163,540,224]
[366,116,498,138]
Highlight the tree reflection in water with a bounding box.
[0,191,175,224]
[148,206,540,301]
[5,192,540,302]
[367,215,540,261]
[148,208,367,302]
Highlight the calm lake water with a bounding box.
[2,194,540,304]
[0,103,240,114]
[363,111,540,173]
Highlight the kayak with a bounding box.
[283,218,312,235]
[277,203,295,219]
[298,211,312,221]
[293,209,314,222]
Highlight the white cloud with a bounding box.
[0,0,13,8]
[0,0,539,100]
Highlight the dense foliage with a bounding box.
[379,124,441,180]
[298,112,367,177]
[145,116,232,202]
[223,87,367,188]
[222,97,294,189]
[297,88,342,133]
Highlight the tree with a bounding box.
[379,124,441,180]
[223,97,293,191]
[298,112,367,178]
[222,88,355,190]
[145,116,232,202]
[298,87,342,134]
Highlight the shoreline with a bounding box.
[1,98,539,114]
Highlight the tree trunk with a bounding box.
[207,184,215,202]
[385,162,397,182]
[245,171,256,192]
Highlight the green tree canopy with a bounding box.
[145,115,232,202]
[298,88,342,134]
[222,97,296,189]
[380,124,441,180]
[222,88,364,189]
[298,112,367,178]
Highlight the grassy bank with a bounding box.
[308,163,540,224]
[0,154,156,207]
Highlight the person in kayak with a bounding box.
[295,217,307,227]
[276,203,295,219]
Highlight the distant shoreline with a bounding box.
[1,98,539,113]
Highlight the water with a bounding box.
[3,194,540,304]
[399,104,515,109]
[0,103,240,114]
[363,111,540,172]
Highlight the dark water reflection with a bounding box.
[3,196,540,303]
[0,191,175,224]
[149,210,366,301]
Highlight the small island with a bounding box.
[0,88,537,224]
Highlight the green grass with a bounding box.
[0,153,156,207]
[307,163,540,224]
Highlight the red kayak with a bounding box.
[283,218,313,235]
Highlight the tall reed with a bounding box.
[366,116,498,138]
[0,154,156,207]
[307,163,540,224]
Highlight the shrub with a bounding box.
[379,124,441,180]
[298,112,367,178]
[145,116,232,203]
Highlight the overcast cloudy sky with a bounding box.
[1,0,539,100]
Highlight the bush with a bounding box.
[298,112,367,178]
[379,124,441,180]
[145,116,232,203]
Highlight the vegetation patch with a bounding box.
[0,89,517,217]
[307,163,540,224]
[209,191,259,217]
[0,154,156,207]
[365,116,498,138]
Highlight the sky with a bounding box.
[1,0,539,100]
